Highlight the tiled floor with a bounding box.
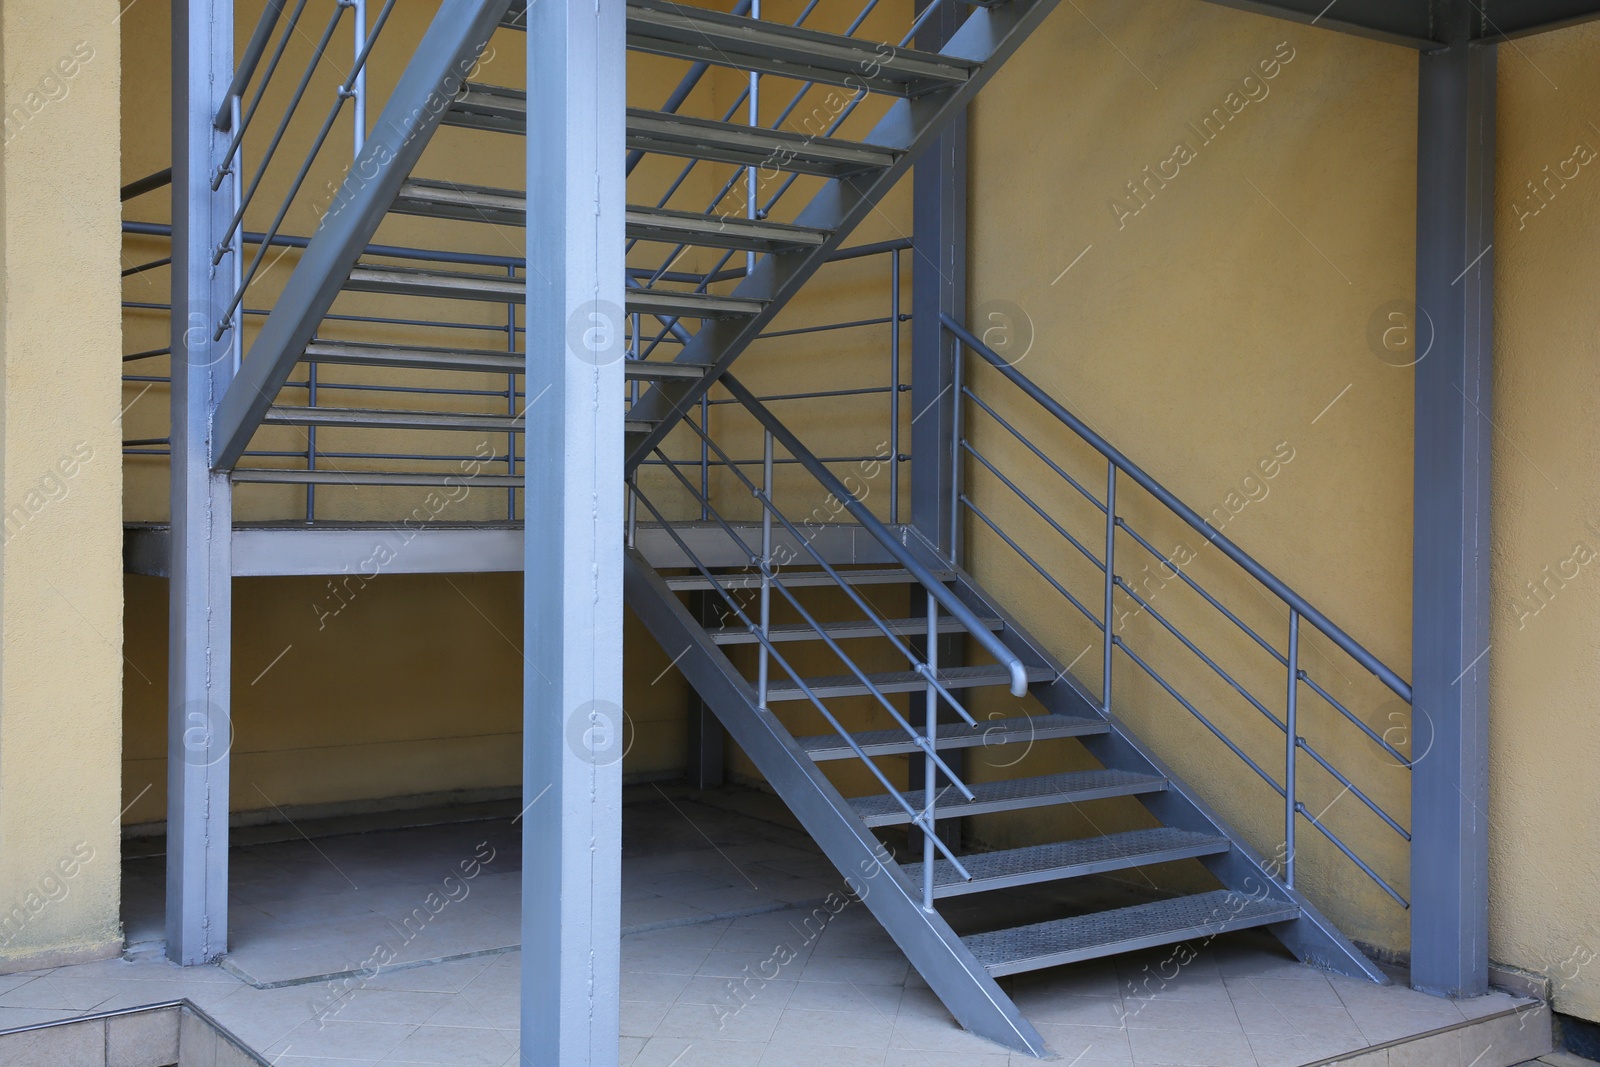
[0,785,1549,1065]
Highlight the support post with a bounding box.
[1410,0,1494,998]
[168,0,235,967]
[686,593,727,789]
[522,2,626,1063]
[909,0,967,560]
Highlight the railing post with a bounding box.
[1286,609,1300,889]
[948,338,963,567]
[890,247,901,525]
[507,264,520,520]
[1101,461,1117,715]
[757,429,774,708]
[350,0,367,158]
[923,590,939,911]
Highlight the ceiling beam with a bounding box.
[1475,0,1600,40]
[1196,0,1441,50]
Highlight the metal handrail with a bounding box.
[629,483,976,887]
[666,406,980,727]
[722,374,1031,698]
[217,0,289,128]
[942,314,1413,704]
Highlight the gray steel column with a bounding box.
[1411,0,1494,998]
[687,592,727,789]
[909,0,967,558]
[168,0,235,965]
[522,1,626,1063]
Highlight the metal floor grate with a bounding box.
[901,827,1230,896]
[962,889,1301,976]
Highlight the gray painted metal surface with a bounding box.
[623,0,1061,468]
[795,712,1106,761]
[1476,0,1600,38]
[210,0,510,470]
[520,2,625,1063]
[963,891,1302,976]
[168,0,235,968]
[1194,0,1439,47]
[623,552,1050,1057]
[122,522,905,578]
[910,0,967,560]
[1410,1,1494,998]
[902,828,1231,898]
[921,549,1389,984]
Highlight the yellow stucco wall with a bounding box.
[0,0,125,968]
[1490,20,1600,1027]
[964,0,1418,953]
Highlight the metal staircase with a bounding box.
[206,0,1056,476]
[124,0,1418,1057]
[622,370,1402,1055]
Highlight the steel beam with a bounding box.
[1476,0,1600,39]
[1194,0,1440,48]
[209,0,511,470]
[910,0,967,561]
[1411,0,1493,998]
[521,2,626,1064]
[168,0,235,966]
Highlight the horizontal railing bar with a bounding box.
[122,348,172,363]
[120,168,173,202]
[946,315,1413,705]
[1114,635,1286,798]
[122,258,172,278]
[125,220,899,274]
[1113,576,1286,733]
[638,455,896,467]
[755,315,897,340]
[707,385,893,404]
[1296,737,1410,840]
[963,440,1103,572]
[962,496,1101,629]
[963,387,1105,513]
[1296,801,1410,908]
[1299,670,1413,768]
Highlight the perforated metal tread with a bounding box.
[901,828,1230,898]
[393,180,831,254]
[849,768,1166,828]
[709,615,1000,645]
[343,264,764,320]
[766,664,1054,703]
[962,890,1301,977]
[797,713,1106,762]
[444,84,902,177]
[622,0,977,97]
[664,567,941,591]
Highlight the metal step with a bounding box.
[961,890,1301,977]
[708,615,999,645]
[623,0,977,98]
[304,340,709,381]
[849,768,1167,828]
[901,828,1231,899]
[797,713,1107,762]
[444,84,902,177]
[343,264,764,320]
[664,566,939,592]
[231,468,524,488]
[263,406,652,435]
[766,663,1055,702]
[393,180,830,254]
